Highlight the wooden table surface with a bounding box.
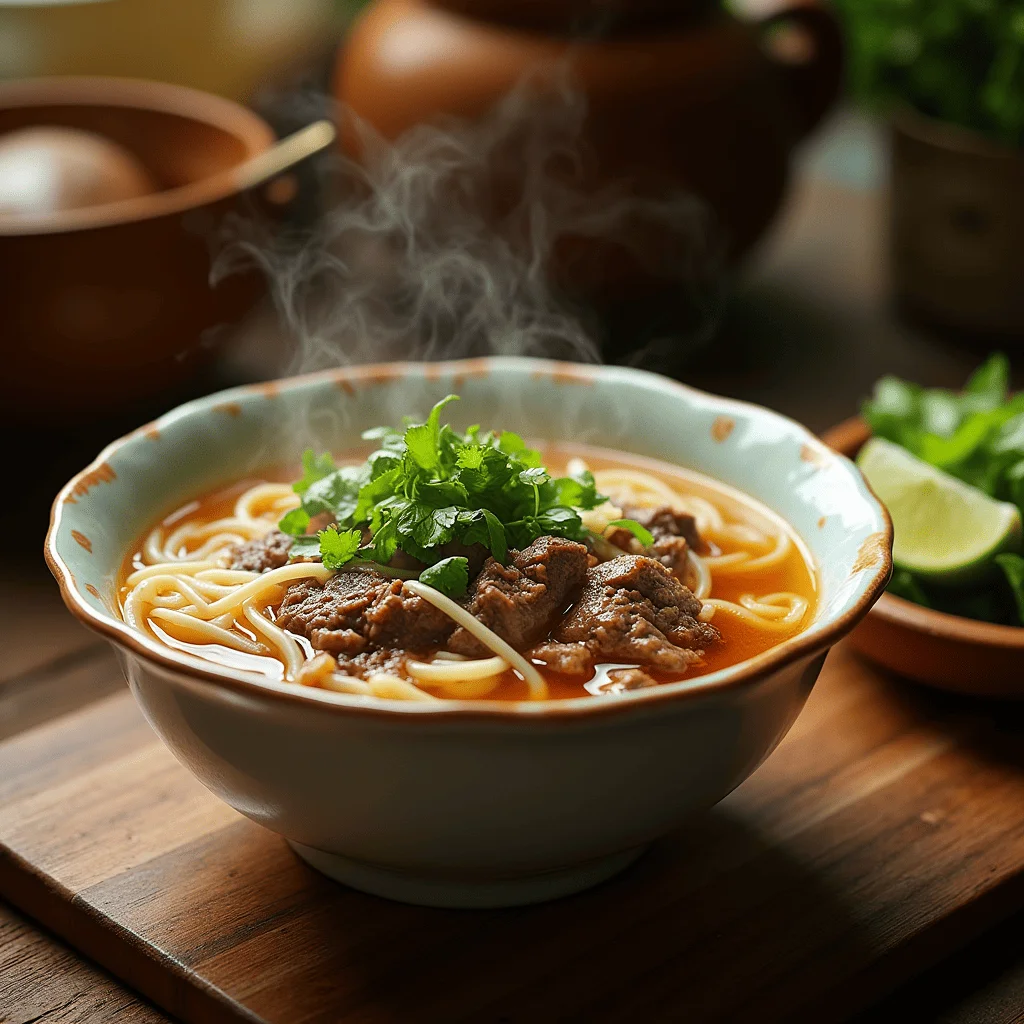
[2,127,1023,1024]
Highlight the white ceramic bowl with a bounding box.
[47,358,892,908]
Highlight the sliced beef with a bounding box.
[277,568,454,657]
[605,504,709,579]
[627,505,709,555]
[335,648,412,680]
[448,536,589,657]
[230,531,292,572]
[528,640,593,676]
[553,555,718,673]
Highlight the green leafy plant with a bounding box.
[832,0,1024,147]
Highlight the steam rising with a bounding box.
[217,72,722,375]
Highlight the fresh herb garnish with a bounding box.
[418,556,470,598]
[280,395,651,592]
[606,518,655,548]
[864,354,1024,512]
[318,527,363,570]
[863,354,1024,625]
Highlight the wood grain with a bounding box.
[0,557,97,687]
[1,645,1023,1024]
[0,901,169,1024]
[0,644,123,743]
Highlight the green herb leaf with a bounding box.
[481,509,508,564]
[966,353,1009,405]
[995,553,1024,624]
[286,393,620,575]
[293,449,336,495]
[518,467,549,487]
[404,395,459,472]
[370,515,400,565]
[887,567,932,607]
[606,518,656,547]
[319,527,363,570]
[553,469,605,511]
[288,535,322,561]
[418,556,470,597]
[278,507,311,537]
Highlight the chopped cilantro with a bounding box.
[279,394,609,577]
[318,527,363,570]
[288,535,322,560]
[278,507,311,537]
[293,449,336,494]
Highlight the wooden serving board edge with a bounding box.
[0,844,260,1024]
[832,867,1024,1022]
[4,801,1024,1024]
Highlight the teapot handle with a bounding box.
[755,1,844,139]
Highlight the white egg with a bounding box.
[0,125,156,218]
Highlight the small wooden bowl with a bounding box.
[824,416,1024,698]
[0,77,277,418]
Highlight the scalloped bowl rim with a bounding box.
[46,358,893,722]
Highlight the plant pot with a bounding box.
[890,110,1024,340]
[333,0,843,296]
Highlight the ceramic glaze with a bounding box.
[47,358,892,907]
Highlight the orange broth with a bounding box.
[121,443,817,700]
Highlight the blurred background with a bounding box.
[5,0,1023,448]
[5,1,1024,588]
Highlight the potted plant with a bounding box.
[833,0,1024,338]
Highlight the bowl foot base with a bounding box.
[287,841,648,908]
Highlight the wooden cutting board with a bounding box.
[1,643,1024,1024]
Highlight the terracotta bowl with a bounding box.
[824,416,1024,698]
[0,77,276,418]
[47,358,891,907]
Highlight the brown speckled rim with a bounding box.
[826,415,1024,652]
[0,76,275,236]
[46,359,894,724]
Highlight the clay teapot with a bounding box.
[334,0,842,294]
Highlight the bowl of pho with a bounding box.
[47,358,891,907]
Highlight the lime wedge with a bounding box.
[857,436,1022,586]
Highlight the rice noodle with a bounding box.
[687,550,712,600]
[323,673,373,695]
[243,601,305,680]
[149,608,265,653]
[234,482,299,521]
[407,655,509,698]
[407,656,508,682]
[126,560,229,585]
[700,593,808,631]
[365,673,440,702]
